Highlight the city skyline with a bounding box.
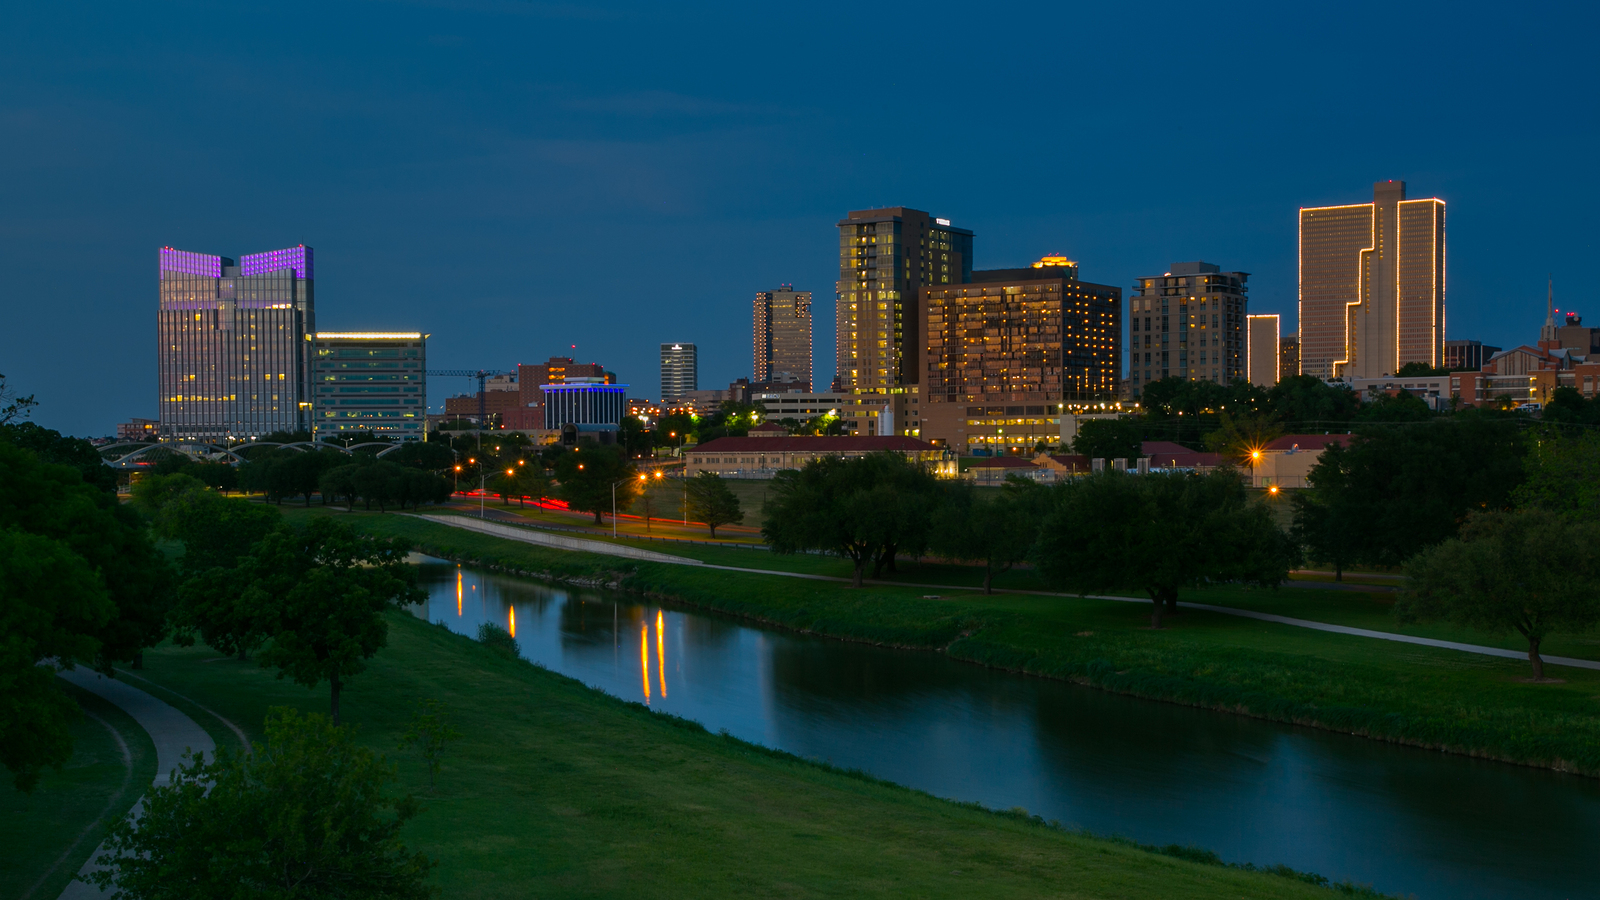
[3,4,1594,436]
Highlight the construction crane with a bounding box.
[426,369,506,427]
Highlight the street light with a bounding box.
[612,473,648,538]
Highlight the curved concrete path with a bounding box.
[419,513,1600,673]
[54,667,215,899]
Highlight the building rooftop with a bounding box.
[968,456,1038,468]
[692,435,937,453]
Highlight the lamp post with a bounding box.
[612,473,648,539]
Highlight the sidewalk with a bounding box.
[54,668,215,899]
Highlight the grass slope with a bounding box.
[121,612,1355,899]
[299,509,1600,776]
[0,683,156,900]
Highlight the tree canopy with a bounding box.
[1034,470,1295,627]
[88,707,436,898]
[684,472,742,536]
[1293,416,1526,570]
[763,453,940,586]
[0,441,173,790]
[224,517,422,723]
[1400,508,1600,679]
[554,444,638,524]
[930,480,1045,593]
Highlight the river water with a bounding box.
[411,557,1600,899]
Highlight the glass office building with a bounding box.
[157,246,314,441]
[660,343,697,402]
[310,333,427,439]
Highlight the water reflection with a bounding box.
[410,556,1600,900]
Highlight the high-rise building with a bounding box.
[1299,181,1445,379]
[836,208,972,392]
[1127,262,1249,394]
[1246,315,1281,387]
[1444,339,1501,371]
[157,245,315,441]
[309,333,427,439]
[921,256,1121,452]
[1280,333,1300,381]
[660,343,698,402]
[754,285,813,391]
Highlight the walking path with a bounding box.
[411,513,706,565]
[422,513,1600,673]
[53,667,215,900]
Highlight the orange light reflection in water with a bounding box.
[455,568,462,617]
[508,606,516,639]
[656,610,666,697]
[640,622,651,703]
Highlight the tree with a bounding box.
[1295,416,1526,569]
[1354,390,1434,422]
[1072,417,1143,461]
[1400,509,1600,679]
[1,421,120,494]
[554,444,637,524]
[87,708,436,898]
[1203,411,1284,467]
[1289,489,1360,581]
[685,472,743,537]
[1034,470,1295,628]
[0,442,173,789]
[158,488,283,659]
[1513,431,1600,518]
[1267,375,1360,429]
[0,372,37,425]
[233,518,422,724]
[1539,386,1600,430]
[1395,361,1450,377]
[399,700,460,793]
[763,453,940,587]
[321,463,361,510]
[0,530,113,791]
[930,480,1043,593]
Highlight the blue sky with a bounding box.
[3,1,1595,435]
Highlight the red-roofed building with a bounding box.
[1141,441,1225,470]
[685,435,952,477]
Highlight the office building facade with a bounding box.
[1246,314,1281,387]
[310,333,426,439]
[754,285,813,391]
[1280,333,1300,381]
[921,257,1121,452]
[157,245,314,441]
[544,379,628,445]
[1299,181,1445,379]
[836,207,972,392]
[1127,262,1249,394]
[660,343,698,402]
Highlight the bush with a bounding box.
[477,622,520,660]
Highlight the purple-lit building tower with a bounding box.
[157,245,315,441]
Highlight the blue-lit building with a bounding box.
[544,378,626,444]
[310,332,428,439]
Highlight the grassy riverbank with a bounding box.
[102,613,1350,898]
[300,508,1600,776]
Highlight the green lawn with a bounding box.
[297,508,1600,777]
[102,613,1352,899]
[1,683,155,900]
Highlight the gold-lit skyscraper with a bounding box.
[1299,181,1445,379]
[753,285,813,390]
[836,207,972,392]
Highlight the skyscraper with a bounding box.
[753,285,813,390]
[1246,314,1280,388]
[157,245,314,441]
[836,208,972,392]
[1127,262,1249,393]
[1299,181,1445,379]
[309,332,426,439]
[660,343,698,403]
[921,256,1121,451]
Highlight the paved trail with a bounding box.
[53,668,214,900]
[424,513,1600,673]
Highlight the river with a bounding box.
[411,556,1600,899]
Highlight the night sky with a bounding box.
[3,1,1594,436]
